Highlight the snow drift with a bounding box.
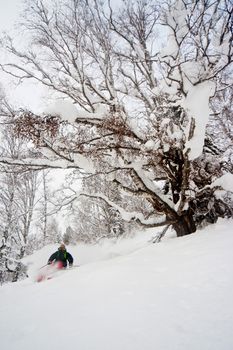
[0,220,233,350]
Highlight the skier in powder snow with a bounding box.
[48,243,73,268]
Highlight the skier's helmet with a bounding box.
[59,243,66,250]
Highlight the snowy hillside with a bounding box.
[1,220,233,350]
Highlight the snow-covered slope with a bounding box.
[0,220,233,350]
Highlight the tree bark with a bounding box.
[173,210,196,237]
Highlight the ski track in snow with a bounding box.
[0,220,233,350]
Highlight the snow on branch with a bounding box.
[0,157,77,170]
[0,0,232,238]
[78,192,170,228]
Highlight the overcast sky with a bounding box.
[0,0,23,31]
[0,0,50,112]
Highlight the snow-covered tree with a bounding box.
[32,169,53,246]
[63,225,76,245]
[49,170,125,242]
[0,0,232,237]
[46,218,62,244]
[0,127,39,283]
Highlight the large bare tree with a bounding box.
[0,0,232,237]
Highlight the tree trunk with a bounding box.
[173,210,196,237]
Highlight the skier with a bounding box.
[48,243,73,268]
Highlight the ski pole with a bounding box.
[39,264,48,270]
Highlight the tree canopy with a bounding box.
[0,0,232,237]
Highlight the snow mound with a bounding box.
[1,220,233,350]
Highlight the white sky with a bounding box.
[0,0,49,112]
[0,0,22,32]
